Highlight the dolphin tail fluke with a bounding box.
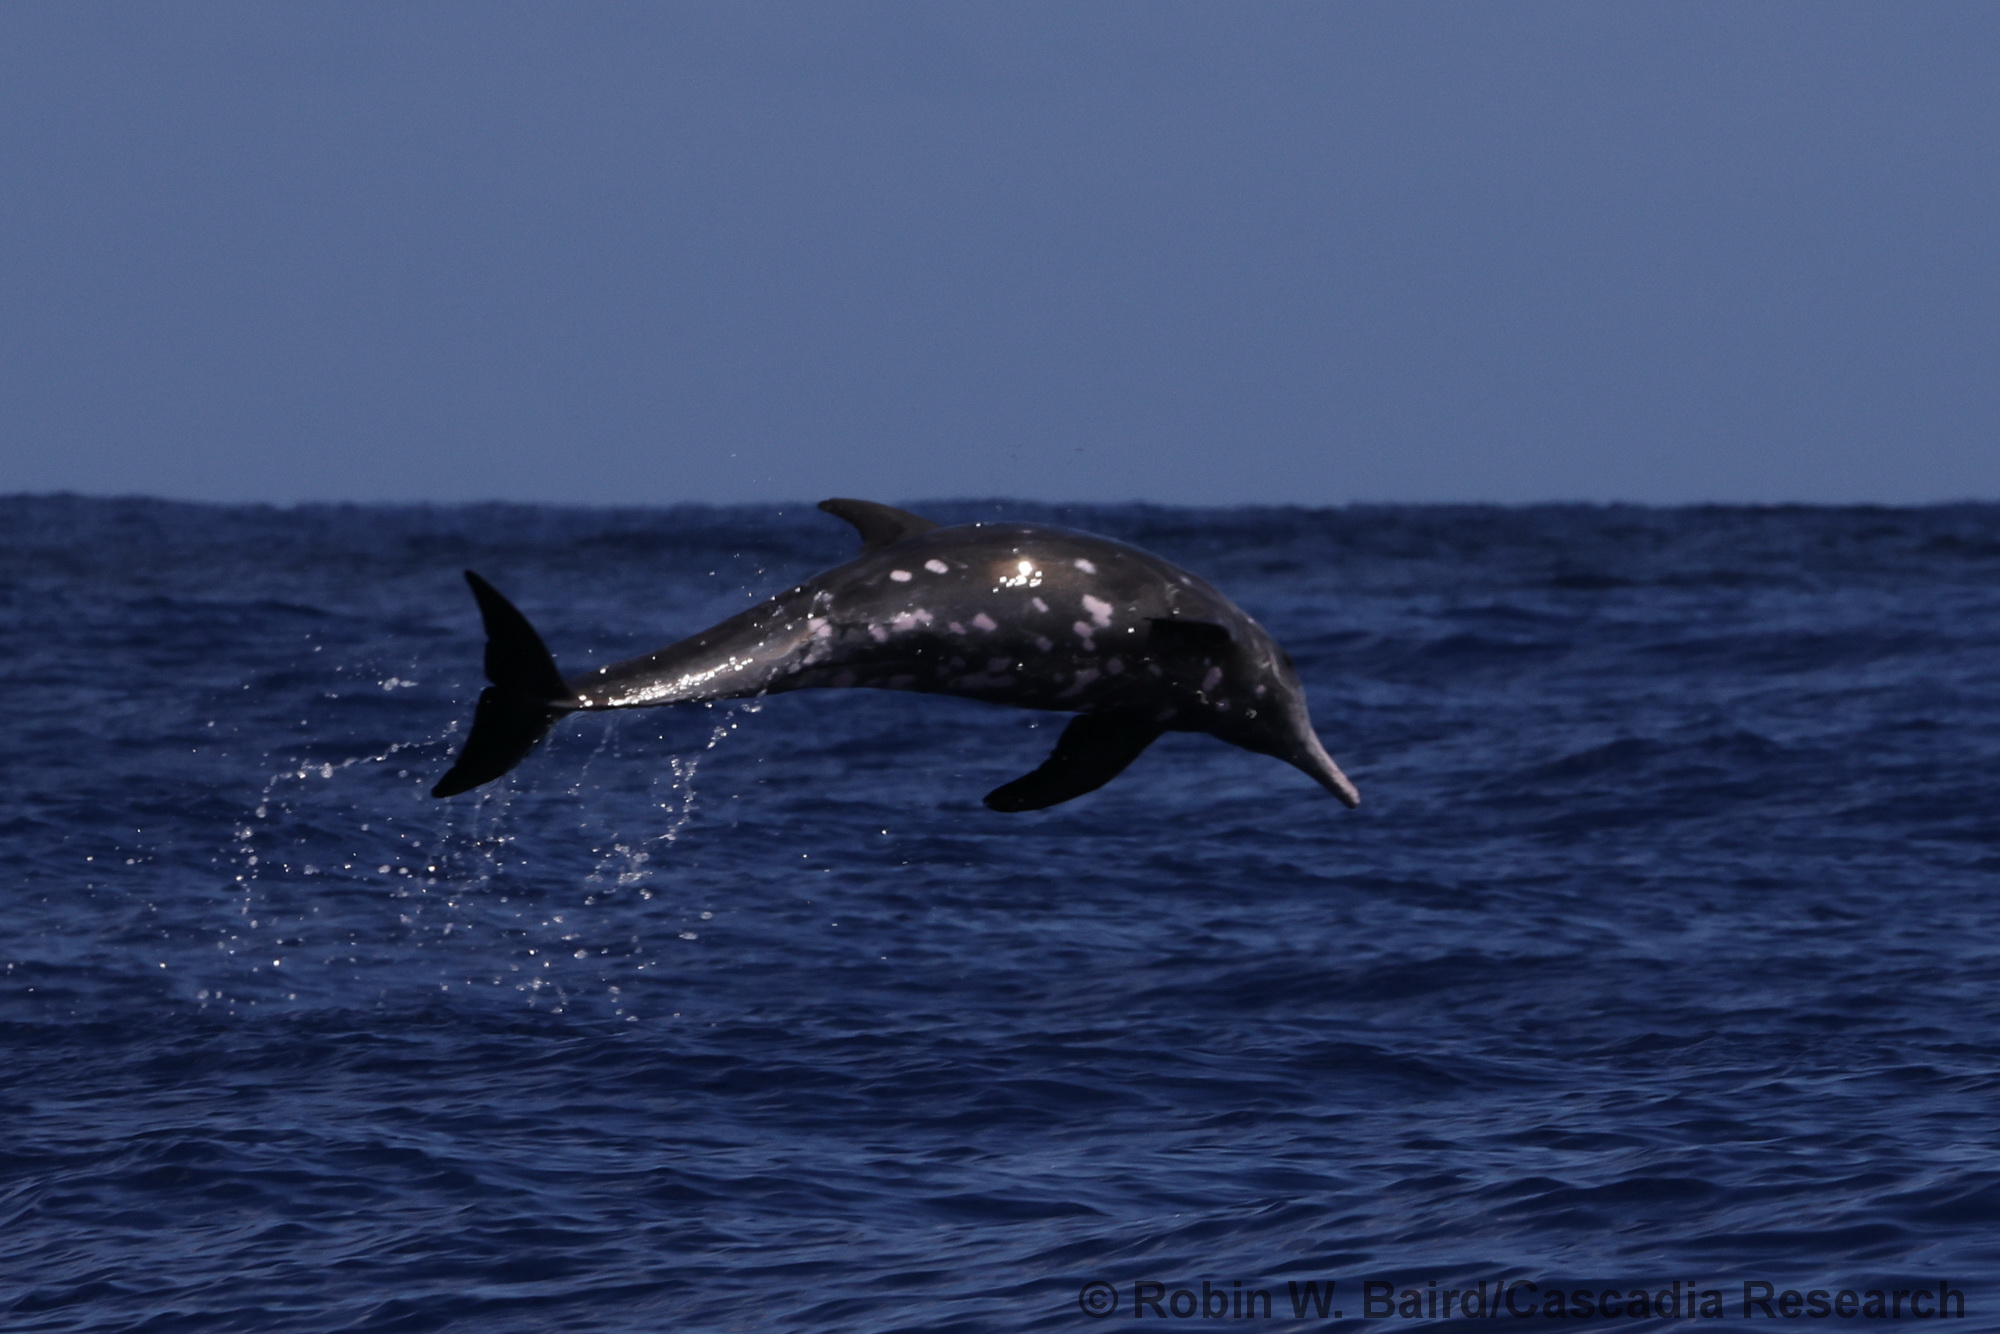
[432,571,579,798]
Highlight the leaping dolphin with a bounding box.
[432,499,1360,812]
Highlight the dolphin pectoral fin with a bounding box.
[433,571,580,798]
[1148,617,1233,651]
[983,713,1165,812]
[818,498,940,553]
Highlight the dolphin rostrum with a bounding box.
[432,499,1359,812]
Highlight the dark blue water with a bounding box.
[5,496,1999,1332]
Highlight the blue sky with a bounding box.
[2,2,1995,506]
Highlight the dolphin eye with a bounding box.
[1278,646,1296,671]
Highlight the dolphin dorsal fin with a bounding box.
[818,498,940,553]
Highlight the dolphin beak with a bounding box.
[1290,728,1361,808]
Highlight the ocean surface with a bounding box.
[4,496,1999,1332]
